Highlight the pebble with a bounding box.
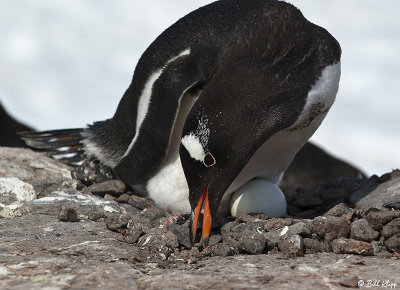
[339,276,360,288]
[278,234,304,253]
[264,218,293,231]
[381,218,400,238]
[128,195,155,210]
[210,243,233,257]
[365,208,400,231]
[303,238,325,253]
[168,223,192,249]
[331,237,374,256]
[385,233,400,253]
[87,179,126,196]
[286,222,312,238]
[323,202,353,217]
[350,218,380,242]
[238,231,267,254]
[58,206,79,222]
[138,229,179,249]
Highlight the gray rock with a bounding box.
[385,233,400,253]
[168,223,191,249]
[0,147,75,197]
[128,195,155,210]
[304,238,325,253]
[127,214,153,235]
[58,206,79,222]
[220,221,238,238]
[350,218,380,242]
[207,234,222,247]
[264,218,293,231]
[312,216,350,251]
[278,234,304,253]
[20,190,121,221]
[238,231,267,254]
[229,221,265,240]
[365,209,400,231]
[286,222,312,237]
[324,202,353,217]
[87,180,126,196]
[264,228,285,246]
[210,243,233,257]
[332,237,374,256]
[139,207,167,223]
[352,174,400,210]
[381,218,400,238]
[138,229,179,249]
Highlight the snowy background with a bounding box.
[0,0,399,176]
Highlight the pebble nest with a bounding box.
[66,163,400,260]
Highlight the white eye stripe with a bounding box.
[181,134,216,167]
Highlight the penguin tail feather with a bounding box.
[18,128,87,166]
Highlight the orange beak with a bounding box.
[191,184,212,246]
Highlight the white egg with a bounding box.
[230,179,287,217]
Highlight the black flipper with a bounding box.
[19,129,87,166]
[115,48,217,184]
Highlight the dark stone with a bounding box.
[58,207,79,222]
[238,231,267,254]
[138,229,179,249]
[88,180,126,196]
[116,193,130,203]
[286,222,312,237]
[278,234,304,252]
[365,209,400,231]
[208,234,222,247]
[323,202,353,217]
[339,276,360,288]
[264,218,293,231]
[210,243,233,257]
[264,228,284,246]
[294,209,318,219]
[71,158,116,185]
[381,218,400,238]
[385,233,400,253]
[229,221,265,240]
[127,214,153,235]
[332,238,374,256]
[221,237,240,255]
[167,223,191,249]
[139,207,167,223]
[128,195,155,210]
[220,221,238,239]
[312,216,350,251]
[236,214,263,223]
[304,238,325,253]
[350,219,380,242]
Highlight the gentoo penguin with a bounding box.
[21,0,341,245]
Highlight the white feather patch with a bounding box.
[181,133,206,162]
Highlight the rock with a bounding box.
[365,209,400,231]
[352,174,400,210]
[278,234,304,254]
[87,180,126,196]
[323,202,353,217]
[207,234,222,247]
[350,219,380,242]
[127,214,153,235]
[385,233,400,253]
[303,238,325,253]
[0,177,37,203]
[238,231,267,254]
[128,194,155,210]
[71,158,115,185]
[168,223,191,249]
[116,193,130,203]
[319,188,351,205]
[339,276,360,288]
[286,222,312,238]
[312,216,350,251]
[381,218,400,238]
[264,228,285,246]
[264,218,293,231]
[0,147,75,196]
[221,237,240,255]
[332,238,374,256]
[139,207,167,223]
[229,221,265,240]
[210,243,233,257]
[220,221,238,239]
[58,206,79,222]
[138,229,179,250]
[20,190,121,221]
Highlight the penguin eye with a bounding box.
[203,152,216,167]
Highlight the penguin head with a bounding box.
[179,108,252,246]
